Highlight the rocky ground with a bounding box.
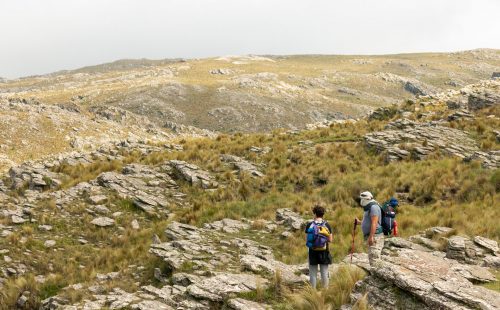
[0,59,498,309]
[345,227,500,310]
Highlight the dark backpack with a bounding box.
[306,221,331,251]
[381,199,398,235]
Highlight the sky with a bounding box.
[0,0,499,78]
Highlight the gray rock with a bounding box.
[275,208,305,230]
[204,218,250,233]
[38,225,53,231]
[130,300,173,310]
[424,226,454,238]
[93,205,110,214]
[44,240,56,248]
[447,235,467,261]
[169,160,218,189]
[347,232,500,310]
[473,236,499,254]
[131,219,140,230]
[468,89,500,110]
[228,298,269,310]
[11,215,26,224]
[240,254,306,284]
[404,81,438,96]
[88,195,108,205]
[172,273,202,287]
[187,273,268,302]
[220,154,264,177]
[91,217,115,227]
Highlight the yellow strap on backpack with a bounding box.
[318,226,330,237]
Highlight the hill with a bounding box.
[1,50,499,172]
[0,78,498,309]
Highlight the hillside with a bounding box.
[0,78,498,309]
[1,49,499,135]
[1,50,499,173]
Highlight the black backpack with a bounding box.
[380,200,397,235]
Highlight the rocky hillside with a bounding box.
[1,50,499,172]
[1,49,499,135]
[0,76,498,309]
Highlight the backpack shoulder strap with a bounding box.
[366,201,384,217]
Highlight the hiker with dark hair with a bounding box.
[355,191,384,266]
[305,205,333,288]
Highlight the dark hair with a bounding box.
[312,205,325,217]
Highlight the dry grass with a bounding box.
[287,265,366,310]
[0,104,498,307]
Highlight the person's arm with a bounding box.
[327,224,333,242]
[368,215,379,246]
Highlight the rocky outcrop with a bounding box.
[275,208,305,231]
[365,119,499,168]
[168,160,218,189]
[97,163,180,216]
[404,80,438,96]
[220,154,264,177]
[187,273,268,302]
[203,218,250,233]
[467,89,500,110]
[345,228,500,310]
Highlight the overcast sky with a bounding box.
[1,0,499,78]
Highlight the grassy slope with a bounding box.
[2,110,498,308]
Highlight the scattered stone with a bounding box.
[93,205,110,214]
[152,234,162,245]
[280,231,292,239]
[91,217,115,227]
[38,225,53,231]
[44,240,56,248]
[131,219,140,230]
[88,195,108,205]
[11,215,25,224]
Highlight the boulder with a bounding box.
[473,236,499,254]
[187,273,268,302]
[220,154,264,177]
[467,89,500,110]
[347,232,500,310]
[275,208,305,230]
[169,160,218,189]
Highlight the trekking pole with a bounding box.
[350,219,358,264]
